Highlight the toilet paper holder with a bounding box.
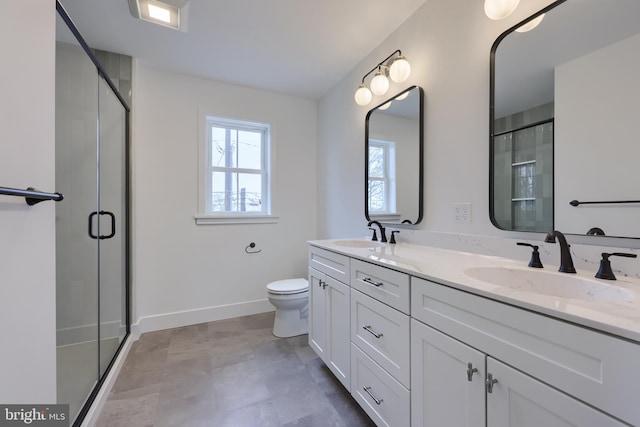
[245,242,261,254]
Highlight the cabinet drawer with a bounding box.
[351,258,410,314]
[308,245,350,284]
[351,289,410,388]
[412,277,640,427]
[351,343,410,427]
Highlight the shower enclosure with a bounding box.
[55,3,130,425]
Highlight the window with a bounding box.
[197,115,273,224]
[368,139,396,214]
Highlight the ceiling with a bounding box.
[57,0,427,100]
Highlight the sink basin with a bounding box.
[464,266,635,302]
[332,239,384,249]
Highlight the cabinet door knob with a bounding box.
[363,386,383,405]
[467,363,478,381]
[486,373,498,393]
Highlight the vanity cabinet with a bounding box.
[349,259,411,426]
[308,247,351,390]
[309,241,640,427]
[411,320,627,427]
[411,277,640,427]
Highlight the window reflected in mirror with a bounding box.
[365,86,423,226]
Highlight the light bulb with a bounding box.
[515,14,545,32]
[354,84,372,106]
[378,101,392,110]
[484,0,520,20]
[395,91,410,101]
[389,56,411,83]
[370,70,390,96]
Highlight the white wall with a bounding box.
[0,0,57,402]
[555,33,640,238]
[132,64,317,332]
[317,0,558,239]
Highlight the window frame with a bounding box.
[196,113,277,225]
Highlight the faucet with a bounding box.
[367,220,387,243]
[544,230,576,273]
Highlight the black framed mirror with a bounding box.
[490,0,640,238]
[365,85,424,226]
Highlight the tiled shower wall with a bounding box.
[93,49,132,108]
[493,102,553,232]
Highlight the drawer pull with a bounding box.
[467,363,478,382]
[363,325,383,339]
[363,386,383,405]
[486,373,498,393]
[363,277,384,287]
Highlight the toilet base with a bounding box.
[273,308,308,338]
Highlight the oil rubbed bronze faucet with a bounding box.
[544,230,576,273]
[367,220,387,243]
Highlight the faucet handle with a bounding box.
[517,242,544,268]
[390,230,400,244]
[368,228,378,242]
[595,252,637,280]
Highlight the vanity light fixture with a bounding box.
[370,68,390,96]
[484,0,520,20]
[128,0,189,31]
[515,13,545,32]
[354,50,411,106]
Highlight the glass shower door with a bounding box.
[55,6,130,424]
[97,76,127,376]
[55,12,100,422]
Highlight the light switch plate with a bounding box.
[453,203,472,224]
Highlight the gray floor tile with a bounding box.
[96,312,373,426]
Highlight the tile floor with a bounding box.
[95,312,375,427]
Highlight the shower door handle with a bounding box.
[88,211,116,240]
[89,211,98,239]
[101,211,116,239]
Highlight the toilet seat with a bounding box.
[267,278,309,295]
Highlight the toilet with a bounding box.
[266,278,309,338]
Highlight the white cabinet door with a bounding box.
[411,319,485,427]
[308,267,327,361]
[308,267,350,391]
[487,358,627,427]
[326,274,351,390]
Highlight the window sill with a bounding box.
[369,213,402,222]
[194,214,279,225]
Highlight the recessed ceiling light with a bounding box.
[147,3,171,23]
[128,0,189,31]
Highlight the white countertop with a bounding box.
[309,238,640,343]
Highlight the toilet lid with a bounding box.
[267,278,308,295]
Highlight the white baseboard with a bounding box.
[80,335,133,427]
[132,299,274,337]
